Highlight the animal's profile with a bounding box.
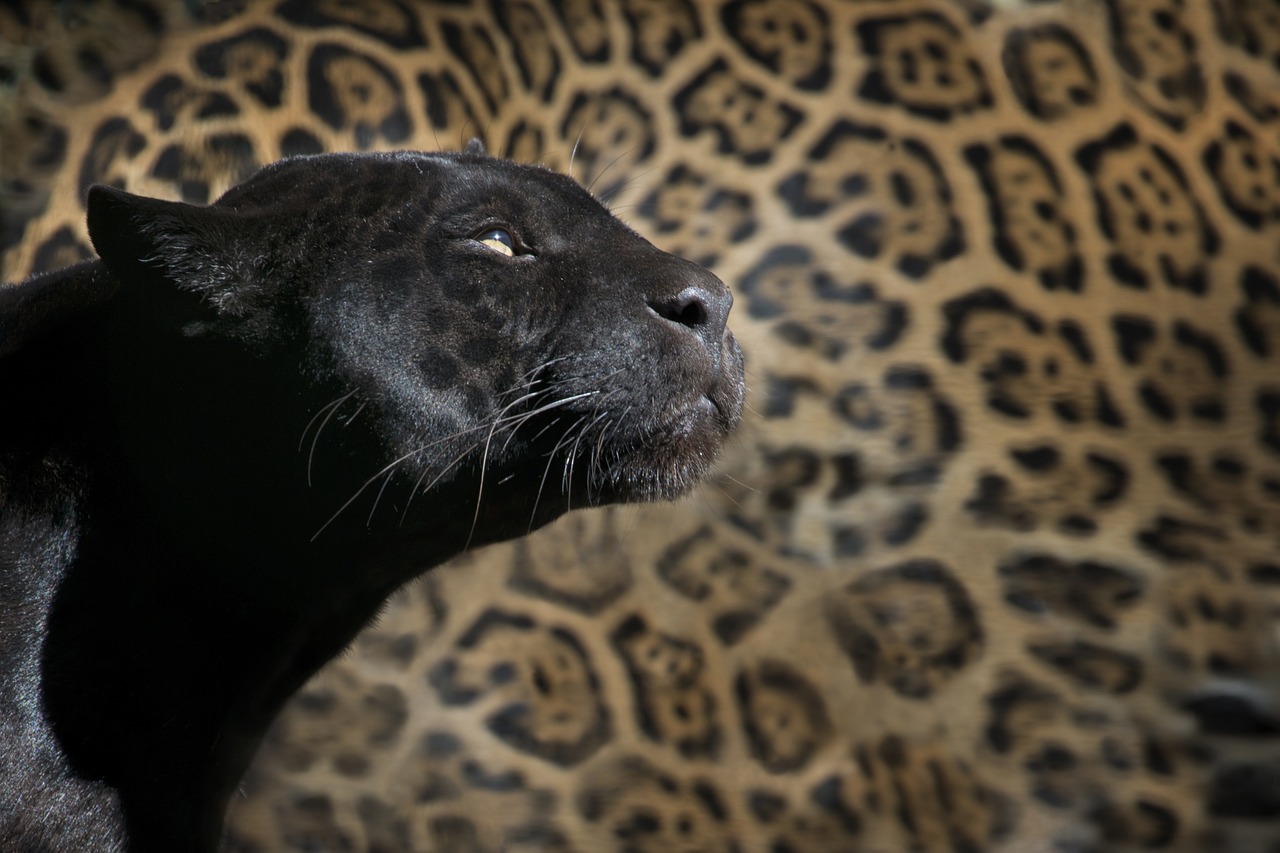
[0,144,743,851]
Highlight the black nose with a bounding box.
[648,276,733,361]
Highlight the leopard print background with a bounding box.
[4,1,1280,850]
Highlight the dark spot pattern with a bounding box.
[1105,0,1205,128]
[778,119,964,279]
[141,73,240,132]
[856,12,993,120]
[493,1,560,100]
[1203,119,1280,230]
[1028,640,1144,694]
[656,526,791,645]
[1215,0,1280,68]
[1003,24,1099,120]
[738,245,908,360]
[440,22,508,115]
[1235,266,1280,359]
[1110,315,1229,423]
[149,134,258,204]
[275,0,428,49]
[306,43,412,147]
[194,27,290,107]
[1076,123,1218,294]
[999,554,1143,629]
[673,58,803,165]
[735,660,830,773]
[76,118,147,201]
[825,559,983,699]
[557,87,655,201]
[427,609,610,767]
[547,0,611,62]
[966,450,1129,535]
[576,757,737,850]
[610,616,721,760]
[621,0,700,76]
[721,0,832,90]
[965,136,1082,292]
[942,288,1124,426]
[636,164,755,267]
[417,69,481,135]
[508,511,633,615]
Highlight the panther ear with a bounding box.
[86,185,252,313]
[463,138,486,156]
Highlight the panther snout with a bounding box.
[647,273,734,367]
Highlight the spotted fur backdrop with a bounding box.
[4,0,1280,851]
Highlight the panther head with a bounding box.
[83,144,745,560]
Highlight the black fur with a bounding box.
[0,146,743,851]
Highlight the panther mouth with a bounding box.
[679,390,738,440]
[513,330,744,509]
[593,370,744,505]
[700,387,741,427]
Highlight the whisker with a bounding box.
[502,355,570,397]
[716,471,759,494]
[306,391,361,487]
[568,123,587,181]
[316,402,557,540]
[705,475,745,510]
[298,395,343,452]
[524,414,563,447]
[601,165,658,209]
[312,443,427,541]
[587,145,639,197]
[570,407,613,500]
[561,394,621,506]
[530,413,590,531]
[321,351,635,540]
[343,401,367,427]
[399,444,476,526]
[496,367,625,455]
[464,383,524,548]
[589,418,613,502]
[398,390,600,522]
[367,466,400,527]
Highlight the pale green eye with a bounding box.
[478,228,515,257]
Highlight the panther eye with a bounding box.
[476,227,516,257]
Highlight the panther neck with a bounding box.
[36,463,469,849]
[3,262,481,849]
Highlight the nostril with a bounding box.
[650,287,711,330]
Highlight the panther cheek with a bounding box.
[418,348,462,390]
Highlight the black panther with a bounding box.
[0,143,743,851]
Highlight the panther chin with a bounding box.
[587,357,745,506]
